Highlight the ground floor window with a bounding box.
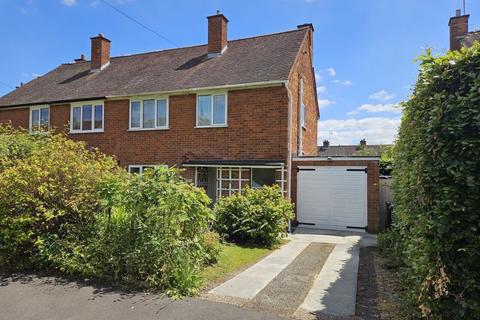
[128,165,159,174]
[194,166,287,200]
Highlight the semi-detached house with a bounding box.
[0,13,381,233]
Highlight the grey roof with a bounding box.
[460,31,480,48]
[0,28,307,108]
[317,145,382,157]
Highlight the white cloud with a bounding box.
[317,86,327,94]
[315,72,322,82]
[61,0,77,6]
[326,67,336,77]
[369,90,396,101]
[318,99,335,109]
[358,103,402,113]
[333,79,353,86]
[318,117,401,145]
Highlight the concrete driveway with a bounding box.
[208,228,375,318]
[0,274,282,320]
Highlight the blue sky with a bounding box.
[1,0,478,144]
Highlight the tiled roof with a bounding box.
[0,28,308,107]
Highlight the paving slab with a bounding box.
[299,242,360,316]
[209,240,310,299]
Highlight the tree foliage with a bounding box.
[382,44,480,318]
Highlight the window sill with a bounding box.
[128,127,169,132]
[194,125,228,129]
[69,130,104,134]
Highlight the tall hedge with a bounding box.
[391,44,480,318]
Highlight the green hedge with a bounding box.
[214,185,294,247]
[385,44,480,318]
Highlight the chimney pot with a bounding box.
[360,138,367,146]
[456,9,462,17]
[90,33,111,71]
[207,12,228,57]
[323,140,330,148]
[74,53,87,63]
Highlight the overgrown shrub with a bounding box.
[0,125,121,268]
[387,44,480,318]
[0,127,219,297]
[214,185,293,247]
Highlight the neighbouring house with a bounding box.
[449,9,480,50]
[317,139,381,157]
[0,12,381,232]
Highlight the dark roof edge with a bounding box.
[0,96,107,109]
[182,159,285,166]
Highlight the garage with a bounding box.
[291,157,380,233]
[296,166,367,231]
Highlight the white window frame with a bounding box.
[29,105,50,133]
[70,100,104,133]
[128,164,168,174]
[128,97,169,131]
[195,92,228,128]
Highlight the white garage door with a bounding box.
[297,166,367,232]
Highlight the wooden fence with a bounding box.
[379,177,393,229]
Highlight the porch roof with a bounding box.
[182,159,285,167]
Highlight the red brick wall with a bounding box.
[0,86,290,168]
[290,160,380,233]
[91,35,110,70]
[288,28,319,157]
[0,107,29,129]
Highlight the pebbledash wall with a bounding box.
[290,159,380,233]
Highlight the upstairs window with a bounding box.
[30,106,50,133]
[130,98,168,130]
[71,102,104,133]
[196,93,227,127]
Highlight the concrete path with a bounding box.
[0,274,282,320]
[209,228,375,318]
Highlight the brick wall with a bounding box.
[0,86,290,168]
[288,28,319,157]
[0,107,29,128]
[290,159,380,233]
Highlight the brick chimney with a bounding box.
[207,11,228,57]
[449,10,469,51]
[90,33,111,71]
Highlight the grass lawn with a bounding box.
[200,241,287,290]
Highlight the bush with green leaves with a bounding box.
[214,185,293,247]
[0,127,219,297]
[385,44,480,318]
[0,125,121,268]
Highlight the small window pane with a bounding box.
[129,166,141,174]
[72,107,81,130]
[143,99,155,128]
[40,108,49,129]
[252,168,276,188]
[198,95,211,126]
[213,95,226,125]
[130,101,141,128]
[156,99,167,127]
[94,105,103,129]
[31,109,40,131]
[82,105,92,131]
